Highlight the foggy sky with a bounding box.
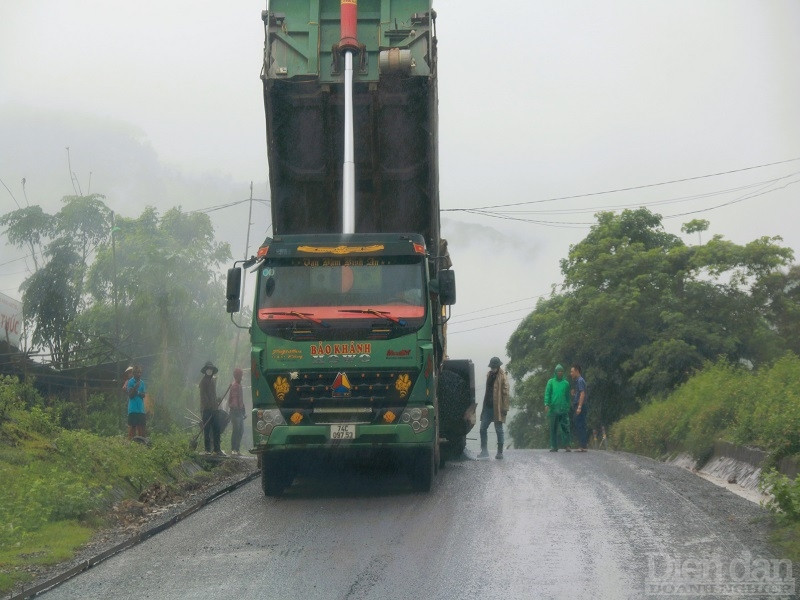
[1,0,799,372]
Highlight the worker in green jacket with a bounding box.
[544,364,571,452]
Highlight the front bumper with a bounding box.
[250,421,435,453]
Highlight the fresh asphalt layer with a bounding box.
[36,450,789,600]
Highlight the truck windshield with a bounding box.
[256,256,426,332]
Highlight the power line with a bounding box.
[443,156,800,212]
[0,177,22,209]
[454,174,796,229]
[477,172,800,216]
[663,177,800,220]
[454,293,550,317]
[449,305,537,325]
[461,209,592,228]
[189,198,270,214]
[0,252,38,268]
[449,317,526,335]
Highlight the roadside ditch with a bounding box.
[668,440,799,506]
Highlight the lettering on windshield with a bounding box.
[301,257,386,267]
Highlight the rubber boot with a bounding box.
[495,445,504,460]
[478,430,489,459]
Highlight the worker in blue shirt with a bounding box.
[126,365,147,440]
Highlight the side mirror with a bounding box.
[437,269,456,305]
[226,267,242,313]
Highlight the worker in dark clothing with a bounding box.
[200,361,224,456]
[478,356,510,460]
[571,364,589,452]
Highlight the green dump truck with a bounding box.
[226,0,475,496]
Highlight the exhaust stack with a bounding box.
[340,0,358,234]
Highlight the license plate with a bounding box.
[330,424,356,440]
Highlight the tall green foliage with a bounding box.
[507,209,794,445]
[83,206,233,423]
[3,195,111,366]
[0,205,53,272]
[611,353,800,464]
[2,196,236,429]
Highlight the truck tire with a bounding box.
[443,434,467,463]
[438,369,472,462]
[409,446,434,492]
[261,453,294,497]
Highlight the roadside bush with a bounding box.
[0,376,27,423]
[760,469,800,520]
[611,354,800,461]
[14,405,58,437]
[611,399,676,458]
[680,362,747,461]
[732,354,800,460]
[86,393,126,436]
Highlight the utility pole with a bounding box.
[244,181,255,268]
[111,211,120,382]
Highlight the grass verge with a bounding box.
[0,521,93,593]
[770,519,800,564]
[0,375,224,595]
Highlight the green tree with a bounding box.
[681,218,709,244]
[0,205,54,272]
[5,196,112,368]
[507,208,793,447]
[753,264,800,356]
[20,239,84,368]
[54,194,111,274]
[83,206,234,424]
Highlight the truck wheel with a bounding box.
[409,447,434,492]
[261,453,293,497]
[440,433,467,462]
[438,369,471,462]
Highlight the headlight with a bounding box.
[400,407,431,434]
[255,409,285,436]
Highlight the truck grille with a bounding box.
[266,369,420,410]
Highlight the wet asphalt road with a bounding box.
[39,450,789,600]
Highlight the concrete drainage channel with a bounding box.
[668,440,799,505]
[8,468,259,600]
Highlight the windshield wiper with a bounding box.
[338,308,406,326]
[261,311,329,327]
